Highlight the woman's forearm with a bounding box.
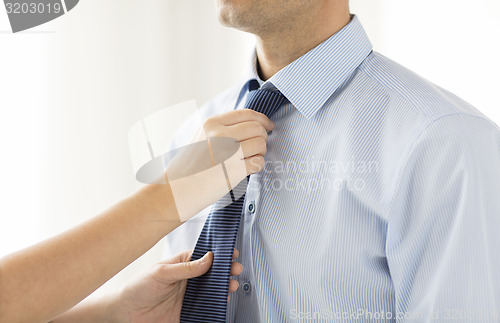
[50,292,123,323]
[0,183,180,323]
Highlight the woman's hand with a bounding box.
[163,109,274,222]
[117,249,242,323]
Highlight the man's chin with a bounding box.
[216,12,232,28]
[217,12,243,30]
[216,0,253,29]
[217,12,259,35]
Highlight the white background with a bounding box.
[0,0,498,301]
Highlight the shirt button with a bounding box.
[241,282,251,293]
[248,201,256,214]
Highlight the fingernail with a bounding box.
[201,252,211,264]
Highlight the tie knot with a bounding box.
[244,80,288,118]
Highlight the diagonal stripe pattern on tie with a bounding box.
[180,79,288,322]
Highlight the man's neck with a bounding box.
[255,7,351,81]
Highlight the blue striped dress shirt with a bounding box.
[164,15,500,322]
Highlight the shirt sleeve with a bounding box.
[385,113,500,322]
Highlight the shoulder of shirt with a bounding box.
[358,51,498,130]
[359,52,500,214]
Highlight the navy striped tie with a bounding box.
[180,80,288,322]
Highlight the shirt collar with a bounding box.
[242,15,372,119]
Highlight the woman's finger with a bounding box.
[240,137,267,159]
[228,279,239,293]
[210,109,274,131]
[230,261,243,276]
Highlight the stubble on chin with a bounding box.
[215,0,267,33]
[215,0,238,27]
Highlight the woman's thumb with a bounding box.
[162,252,213,281]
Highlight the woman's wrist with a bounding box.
[105,292,129,323]
[92,292,129,323]
[51,292,125,323]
